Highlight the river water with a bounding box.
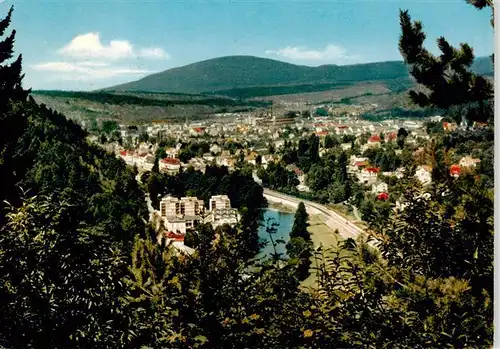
[257,209,295,259]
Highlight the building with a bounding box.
[371,181,388,195]
[154,196,200,218]
[443,122,458,132]
[190,127,206,136]
[286,164,306,186]
[367,135,381,147]
[357,167,380,185]
[160,158,181,174]
[209,195,231,212]
[159,196,205,235]
[142,154,156,171]
[245,151,258,165]
[459,156,481,168]
[385,132,397,143]
[450,164,461,178]
[205,208,240,229]
[415,165,433,186]
[164,147,179,158]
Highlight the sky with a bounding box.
[3,0,494,91]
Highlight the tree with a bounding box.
[147,172,163,209]
[99,133,107,144]
[255,154,262,166]
[0,7,30,224]
[290,202,309,241]
[268,143,275,155]
[315,107,328,116]
[0,194,130,348]
[286,236,312,281]
[397,127,408,148]
[101,120,118,134]
[152,156,159,174]
[0,7,29,111]
[398,9,493,123]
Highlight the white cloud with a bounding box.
[138,48,170,59]
[58,32,169,61]
[31,32,168,82]
[265,44,360,63]
[30,61,150,81]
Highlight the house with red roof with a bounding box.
[386,132,397,142]
[363,134,381,151]
[190,127,206,136]
[160,157,181,174]
[377,192,389,201]
[357,167,380,185]
[286,164,306,186]
[450,164,461,178]
[443,122,458,132]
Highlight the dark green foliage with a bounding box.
[324,134,339,148]
[0,6,30,225]
[32,89,270,108]
[399,9,493,123]
[425,120,445,135]
[0,195,130,348]
[314,107,328,116]
[287,203,312,281]
[257,161,299,192]
[184,223,215,249]
[0,7,29,112]
[286,237,313,281]
[9,103,147,248]
[152,156,159,174]
[360,106,441,121]
[290,202,309,241]
[101,119,119,134]
[397,127,408,148]
[179,141,210,162]
[363,147,401,172]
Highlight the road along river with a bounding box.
[263,188,365,242]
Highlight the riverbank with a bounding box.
[267,201,296,213]
[266,194,342,248]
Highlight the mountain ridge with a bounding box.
[103,55,493,97]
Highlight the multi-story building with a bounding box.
[205,207,240,229]
[159,196,205,235]
[160,196,205,218]
[160,158,181,174]
[209,195,231,212]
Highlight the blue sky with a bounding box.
[3,0,494,91]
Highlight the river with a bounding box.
[257,209,295,259]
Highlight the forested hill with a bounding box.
[104,55,494,96]
[104,56,411,94]
[1,100,148,246]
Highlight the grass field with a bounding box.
[301,214,343,289]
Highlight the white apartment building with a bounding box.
[159,196,205,235]
[209,195,231,212]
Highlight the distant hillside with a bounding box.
[470,56,494,76]
[31,90,270,125]
[104,55,493,97]
[104,56,411,95]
